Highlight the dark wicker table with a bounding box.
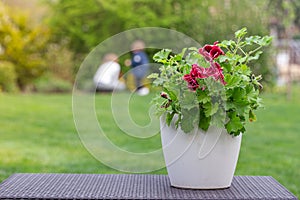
[0,173,297,200]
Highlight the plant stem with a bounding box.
[238,47,247,56]
[233,37,241,66]
[249,46,262,55]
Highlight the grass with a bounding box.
[0,88,299,198]
[237,87,300,197]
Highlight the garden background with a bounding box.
[0,0,299,198]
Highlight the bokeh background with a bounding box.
[0,0,299,198]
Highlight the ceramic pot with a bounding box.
[160,115,242,189]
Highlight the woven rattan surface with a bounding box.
[0,174,297,199]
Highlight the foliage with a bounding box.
[0,2,49,90]
[45,42,75,81]
[171,0,273,85]
[46,0,180,54]
[0,61,17,92]
[293,0,300,29]
[33,74,73,93]
[46,0,270,52]
[267,0,300,38]
[149,28,272,135]
[45,0,273,85]
[46,0,113,54]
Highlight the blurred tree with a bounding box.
[32,41,75,93]
[45,42,75,81]
[0,2,49,90]
[293,1,300,29]
[46,0,273,84]
[46,0,181,54]
[0,61,17,92]
[267,0,300,39]
[47,0,270,50]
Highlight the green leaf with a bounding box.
[175,114,181,129]
[224,74,241,88]
[173,54,183,61]
[179,47,187,57]
[244,36,254,45]
[232,87,246,101]
[163,87,177,101]
[199,107,211,131]
[153,76,168,86]
[248,51,263,62]
[210,108,226,128]
[188,47,198,51]
[228,87,251,115]
[181,107,199,133]
[258,36,273,46]
[218,55,229,63]
[249,109,257,122]
[181,63,192,74]
[245,85,259,102]
[197,89,210,104]
[153,49,172,62]
[245,35,261,45]
[235,27,247,39]
[220,40,236,49]
[220,62,232,72]
[238,64,251,76]
[225,112,244,134]
[179,90,198,110]
[166,112,175,126]
[203,102,219,117]
[238,56,247,64]
[147,73,159,79]
[185,51,209,67]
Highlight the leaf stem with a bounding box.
[249,46,262,55]
[238,47,247,56]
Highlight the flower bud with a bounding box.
[160,92,169,99]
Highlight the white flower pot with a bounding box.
[160,115,242,189]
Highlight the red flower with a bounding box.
[210,45,224,59]
[212,62,226,85]
[183,74,199,91]
[190,64,207,79]
[199,41,224,60]
[198,48,212,62]
[183,64,202,91]
[183,62,226,91]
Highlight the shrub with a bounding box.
[45,43,75,81]
[0,61,17,92]
[33,74,73,93]
[0,2,49,90]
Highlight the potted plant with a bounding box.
[148,28,272,189]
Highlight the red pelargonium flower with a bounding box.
[198,48,212,62]
[183,64,201,91]
[199,41,224,60]
[212,62,226,85]
[183,62,226,91]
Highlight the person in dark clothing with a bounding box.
[130,40,150,96]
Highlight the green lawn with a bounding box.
[0,88,299,198]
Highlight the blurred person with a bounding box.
[93,53,126,92]
[130,40,150,96]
